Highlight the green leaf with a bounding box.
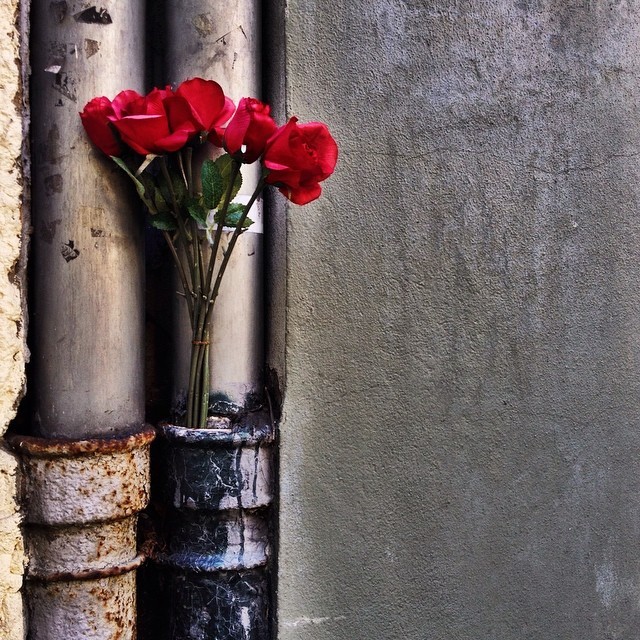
[137,174,169,214]
[158,178,172,209]
[172,171,187,205]
[153,187,170,213]
[215,202,252,229]
[201,159,223,210]
[111,156,156,213]
[213,154,242,206]
[187,197,207,225]
[149,209,177,231]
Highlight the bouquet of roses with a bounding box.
[80,78,338,428]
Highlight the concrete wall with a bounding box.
[276,2,640,638]
[0,1,26,638]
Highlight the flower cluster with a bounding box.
[80,78,337,429]
[81,77,338,205]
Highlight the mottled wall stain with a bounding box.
[277,2,640,639]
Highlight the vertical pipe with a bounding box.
[26,3,149,638]
[165,0,264,414]
[156,5,273,639]
[30,0,145,439]
[10,427,155,640]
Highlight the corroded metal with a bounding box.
[156,413,273,640]
[30,0,146,438]
[10,426,155,640]
[27,573,138,640]
[165,0,265,413]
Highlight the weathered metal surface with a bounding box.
[160,415,274,512]
[27,519,139,579]
[161,510,269,572]
[165,568,270,640]
[11,426,154,640]
[12,426,155,525]
[154,414,273,640]
[165,0,265,413]
[30,0,146,438]
[27,572,138,640]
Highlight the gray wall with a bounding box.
[274,2,640,639]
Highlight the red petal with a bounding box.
[113,114,169,155]
[80,96,121,156]
[283,182,322,205]
[111,90,143,117]
[224,100,252,155]
[176,78,228,131]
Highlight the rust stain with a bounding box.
[46,124,60,164]
[193,13,213,37]
[84,38,100,58]
[27,555,145,583]
[8,424,156,458]
[61,239,80,262]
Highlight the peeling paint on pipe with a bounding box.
[156,413,273,639]
[10,425,155,640]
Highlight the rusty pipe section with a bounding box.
[10,426,155,640]
[30,0,146,438]
[166,0,264,414]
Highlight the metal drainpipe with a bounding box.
[18,2,151,638]
[155,3,274,639]
[166,0,264,417]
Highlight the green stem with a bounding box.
[205,160,241,299]
[177,150,189,192]
[160,156,199,331]
[186,333,202,428]
[196,332,210,427]
[162,230,194,322]
[204,178,265,327]
[186,161,242,426]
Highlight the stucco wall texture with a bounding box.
[277,2,640,639]
[0,0,25,638]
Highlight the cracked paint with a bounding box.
[157,413,274,638]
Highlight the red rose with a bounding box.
[223,97,277,163]
[80,97,119,156]
[165,78,235,145]
[110,87,193,156]
[263,117,338,205]
[110,89,144,117]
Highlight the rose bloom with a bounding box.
[80,89,142,156]
[81,79,235,157]
[165,78,235,145]
[110,87,195,156]
[263,117,338,205]
[223,97,277,163]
